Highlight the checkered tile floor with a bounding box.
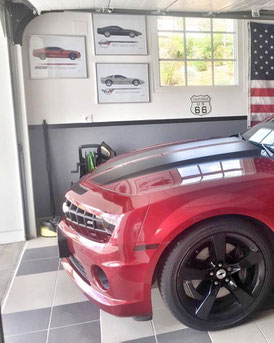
[2,237,274,343]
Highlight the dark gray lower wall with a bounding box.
[28,118,247,219]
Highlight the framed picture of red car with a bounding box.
[28,35,87,79]
[93,14,147,55]
[96,63,150,104]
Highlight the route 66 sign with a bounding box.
[190,95,212,116]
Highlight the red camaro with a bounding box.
[32,47,81,60]
[58,117,274,331]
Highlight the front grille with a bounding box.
[69,255,90,284]
[64,200,110,243]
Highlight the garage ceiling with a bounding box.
[15,0,274,13]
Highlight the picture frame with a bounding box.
[96,63,150,104]
[93,14,147,55]
[28,35,87,79]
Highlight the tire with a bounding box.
[69,53,76,60]
[129,31,136,38]
[132,79,140,86]
[105,80,113,87]
[39,53,46,60]
[158,218,273,331]
[104,31,111,37]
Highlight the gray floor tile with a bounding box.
[17,258,59,276]
[3,271,57,313]
[22,246,59,261]
[5,330,47,343]
[3,308,51,336]
[157,328,212,343]
[50,301,100,328]
[48,321,101,343]
[123,337,156,343]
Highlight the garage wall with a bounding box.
[29,118,247,218]
[22,12,250,219]
[0,9,25,243]
[22,12,248,124]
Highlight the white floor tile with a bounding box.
[100,310,155,343]
[26,237,57,249]
[3,271,57,314]
[53,270,88,306]
[151,287,187,334]
[209,321,267,343]
[255,310,274,343]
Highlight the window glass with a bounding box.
[157,17,237,86]
[160,61,185,86]
[157,17,184,31]
[186,33,212,59]
[185,18,211,31]
[249,128,272,143]
[213,19,235,32]
[158,32,184,59]
[187,61,212,86]
[214,61,235,85]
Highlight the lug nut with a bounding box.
[227,267,232,272]
[214,281,219,285]
[225,278,229,283]
[210,271,214,276]
[218,263,223,267]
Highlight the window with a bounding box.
[157,17,237,87]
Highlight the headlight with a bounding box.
[101,213,122,235]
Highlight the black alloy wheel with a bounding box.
[159,218,273,331]
[69,53,76,60]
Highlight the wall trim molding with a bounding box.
[28,116,247,130]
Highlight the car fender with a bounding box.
[137,191,274,247]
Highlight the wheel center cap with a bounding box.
[216,269,226,280]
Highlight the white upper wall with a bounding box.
[0,11,25,243]
[22,12,249,125]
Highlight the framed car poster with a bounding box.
[96,63,150,104]
[93,14,147,55]
[29,35,87,79]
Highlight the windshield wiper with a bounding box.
[247,140,274,157]
[262,143,274,157]
[239,132,246,141]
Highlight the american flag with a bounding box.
[250,22,274,126]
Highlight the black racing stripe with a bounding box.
[71,183,88,195]
[92,141,261,185]
[91,137,236,176]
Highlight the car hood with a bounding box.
[81,136,274,195]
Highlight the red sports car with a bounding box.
[58,117,274,331]
[32,47,81,60]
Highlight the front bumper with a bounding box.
[58,219,154,317]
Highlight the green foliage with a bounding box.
[159,34,184,59]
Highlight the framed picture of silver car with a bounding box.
[96,63,150,104]
[28,35,87,79]
[92,14,147,55]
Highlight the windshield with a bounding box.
[249,128,274,148]
[242,121,274,157]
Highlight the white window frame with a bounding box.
[149,16,245,93]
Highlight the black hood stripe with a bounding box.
[92,141,261,185]
[92,137,238,176]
